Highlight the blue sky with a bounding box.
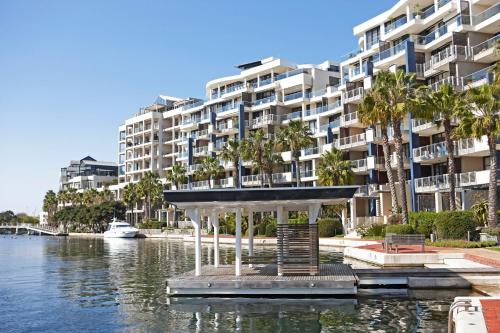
[0,0,394,214]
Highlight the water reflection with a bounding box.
[0,236,477,333]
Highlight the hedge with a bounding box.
[426,240,497,248]
[434,211,478,240]
[483,227,500,236]
[358,224,386,238]
[317,218,342,237]
[385,224,414,235]
[408,211,438,237]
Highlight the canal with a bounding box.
[0,236,476,332]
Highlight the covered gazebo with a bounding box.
[164,186,358,282]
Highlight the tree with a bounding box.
[261,138,283,188]
[194,156,224,189]
[457,83,499,227]
[0,210,16,223]
[277,120,313,187]
[358,86,399,215]
[122,183,139,225]
[371,70,417,224]
[57,190,68,207]
[98,188,114,204]
[241,129,267,187]
[220,139,242,188]
[137,171,163,220]
[66,188,77,205]
[317,148,353,186]
[165,164,187,190]
[83,188,99,206]
[417,84,466,211]
[43,190,58,224]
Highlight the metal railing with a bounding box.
[304,100,342,117]
[284,111,302,120]
[342,112,359,125]
[283,91,304,102]
[413,141,452,162]
[248,114,280,128]
[373,41,406,63]
[428,76,463,91]
[302,147,320,156]
[275,68,308,81]
[384,15,408,34]
[471,34,500,57]
[472,3,499,26]
[337,133,366,148]
[351,158,367,171]
[343,87,364,102]
[253,95,276,106]
[192,146,209,156]
[423,45,468,75]
[462,65,495,86]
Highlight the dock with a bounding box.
[0,223,68,236]
[166,264,357,296]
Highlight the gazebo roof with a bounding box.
[164,186,358,211]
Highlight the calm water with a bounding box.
[0,236,475,332]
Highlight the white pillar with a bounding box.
[210,211,220,268]
[350,198,357,229]
[248,211,254,258]
[308,203,321,224]
[235,208,242,276]
[187,208,202,276]
[277,206,284,224]
[435,192,443,212]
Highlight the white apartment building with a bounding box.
[117,0,499,229]
[60,156,118,191]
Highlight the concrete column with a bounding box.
[247,211,254,263]
[350,198,357,229]
[187,208,202,276]
[235,208,242,276]
[210,211,220,268]
[277,206,284,224]
[308,203,321,224]
[435,192,443,212]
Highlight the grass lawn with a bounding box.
[486,247,500,252]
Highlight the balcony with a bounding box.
[414,170,493,193]
[423,45,468,77]
[471,35,500,63]
[343,87,364,104]
[175,151,188,160]
[283,91,305,103]
[221,83,245,97]
[275,68,308,81]
[415,15,468,47]
[351,158,368,173]
[191,180,210,190]
[337,133,367,150]
[373,41,406,67]
[216,103,241,116]
[192,146,209,157]
[318,119,341,134]
[216,122,239,134]
[283,110,302,121]
[462,65,495,89]
[413,141,450,164]
[384,15,408,35]
[253,95,276,108]
[428,76,463,92]
[241,172,293,186]
[342,112,362,127]
[472,4,500,32]
[247,114,280,129]
[354,184,379,197]
[301,146,320,158]
[390,152,410,169]
[216,177,235,189]
[301,169,316,179]
[304,100,342,117]
[187,164,203,174]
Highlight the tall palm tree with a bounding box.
[373,70,417,224]
[122,183,139,225]
[165,164,187,190]
[82,188,98,206]
[43,190,58,224]
[66,188,77,205]
[99,188,114,204]
[277,120,314,187]
[457,84,499,227]
[358,86,399,215]
[194,156,224,189]
[57,190,68,207]
[317,148,353,186]
[137,171,163,220]
[261,138,283,188]
[220,139,242,188]
[417,84,466,211]
[241,129,267,187]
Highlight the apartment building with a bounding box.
[60,156,118,191]
[117,0,499,228]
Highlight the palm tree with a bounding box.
[261,138,283,188]
[83,188,98,206]
[57,190,68,207]
[137,171,163,220]
[220,139,242,188]
[277,120,314,187]
[417,84,466,211]
[165,164,187,190]
[241,129,267,187]
[317,148,353,186]
[457,84,499,227]
[43,190,58,224]
[358,86,399,215]
[122,183,139,225]
[99,188,114,204]
[66,188,77,205]
[373,70,417,224]
[194,156,224,189]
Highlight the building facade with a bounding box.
[117,0,499,229]
[60,156,118,191]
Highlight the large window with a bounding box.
[365,27,380,49]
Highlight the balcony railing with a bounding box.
[414,170,490,192]
[413,141,452,162]
[419,4,436,19]
[462,65,495,87]
[310,88,327,98]
[223,83,244,95]
[337,133,366,149]
[248,114,280,128]
[390,152,410,168]
[275,68,307,81]
[305,100,342,117]
[253,95,276,106]
[373,41,406,63]
[217,122,238,132]
[302,147,320,156]
[319,119,341,133]
[343,87,364,102]
[471,35,500,57]
[284,110,302,120]
[192,146,209,156]
[283,91,304,102]
[259,77,273,87]
[351,158,367,172]
[384,15,408,34]
[428,76,463,91]
[176,151,188,159]
[423,45,468,75]
[217,103,240,114]
[342,112,359,125]
[472,3,500,26]
[241,172,292,185]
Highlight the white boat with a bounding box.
[103,219,138,238]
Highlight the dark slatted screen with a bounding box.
[276,224,319,276]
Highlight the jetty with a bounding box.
[0,223,67,236]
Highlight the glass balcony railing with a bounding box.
[259,77,273,87]
[284,110,302,120]
[373,41,406,63]
[472,3,500,26]
[283,91,304,102]
[351,158,367,171]
[275,68,308,81]
[302,147,320,156]
[253,95,276,106]
[384,15,408,34]
[472,35,500,57]
[437,0,451,8]
[217,103,241,113]
[419,5,436,19]
[462,65,495,86]
[304,100,342,117]
[223,83,244,94]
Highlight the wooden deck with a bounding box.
[166,264,357,296]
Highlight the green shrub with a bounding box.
[387,214,402,225]
[426,240,497,248]
[138,219,167,229]
[358,224,386,238]
[265,220,277,237]
[288,218,307,225]
[434,211,478,240]
[409,211,438,237]
[483,227,500,236]
[317,218,342,237]
[385,224,415,235]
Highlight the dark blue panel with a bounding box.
[405,40,416,73]
[188,137,193,165]
[408,112,421,211]
[238,104,245,140]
